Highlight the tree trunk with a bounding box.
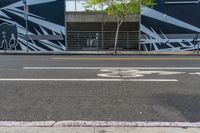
[114,23,120,54]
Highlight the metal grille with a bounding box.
[67,31,139,51]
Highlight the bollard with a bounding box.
[96,33,99,54]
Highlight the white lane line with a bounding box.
[0,121,200,128]
[190,72,200,75]
[23,67,200,70]
[0,79,178,82]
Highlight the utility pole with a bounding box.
[23,0,29,53]
[138,0,142,51]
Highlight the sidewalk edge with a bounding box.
[0,121,200,128]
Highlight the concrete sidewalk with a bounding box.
[0,127,199,133]
[0,50,199,55]
[0,121,200,133]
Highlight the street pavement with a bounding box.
[0,55,200,122]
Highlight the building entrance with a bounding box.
[65,14,140,51]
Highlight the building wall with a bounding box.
[65,12,140,51]
[2,0,198,52]
[0,0,65,52]
[141,0,200,51]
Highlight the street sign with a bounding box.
[24,4,29,13]
[24,4,29,20]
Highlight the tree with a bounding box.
[85,0,155,53]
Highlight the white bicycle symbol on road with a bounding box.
[98,69,186,78]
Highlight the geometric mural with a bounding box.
[0,0,65,51]
[2,0,200,52]
[141,0,200,51]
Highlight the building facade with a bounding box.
[0,0,199,52]
[0,0,65,52]
[141,0,200,51]
[65,12,139,51]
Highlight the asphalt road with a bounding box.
[0,55,200,122]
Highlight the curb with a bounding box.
[0,121,55,127]
[0,121,200,128]
[0,51,199,56]
[0,53,198,56]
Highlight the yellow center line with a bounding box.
[52,58,200,61]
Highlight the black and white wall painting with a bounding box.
[0,23,18,51]
[0,0,65,51]
[2,0,200,52]
[141,0,200,51]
